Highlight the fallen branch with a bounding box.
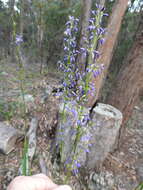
[27,118,39,161]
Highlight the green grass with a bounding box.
[0,100,18,120]
[135,183,143,190]
[21,137,30,176]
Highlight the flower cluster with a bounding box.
[59,102,92,175]
[15,34,23,45]
[57,4,108,175]
[82,5,108,99]
[58,5,108,104]
[58,16,80,101]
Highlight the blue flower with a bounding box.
[91,10,97,15]
[99,38,105,45]
[81,135,91,141]
[103,13,109,17]
[74,160,81,168]
[93,50,100,59]
[64,28,71,36]
[15,34,23,45]
[88,25,96,31]
[72,168,79,175]
[57,6,107,174]
[93,70,101,78]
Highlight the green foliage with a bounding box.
[135,183,143,190]
[42,0,81,65]
[13,0,81,64]
[109,10,140,76]
[0,5,11,47]
[0,100,18,120]
[21,137,30,176]
[0,98,28,121]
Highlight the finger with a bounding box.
[7,175,58,190]
[32,175,72,190]
[32,173,48,179]
[54,185,72,190]
[7,176,28,190]
[32,174,58,189]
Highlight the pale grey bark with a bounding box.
[54,102,122,172]
[96,0,106,6]
[8,0,15,58]
[86,103,122,171]
[8,0,15,16]
[77,0,106,71]
[20,0,24,36]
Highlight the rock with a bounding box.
[0,122,23,154]
[0,71,8,76]
[86,103,123,171]
[88,171,115,190]
[18,94,34,103]
[45,86,53,95]
[119,152,125,156]
[136,160,143,181]
[1,168,16,190]
[134,106,140,111]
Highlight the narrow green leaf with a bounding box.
[135,183,143,190]
[21,137,29,176]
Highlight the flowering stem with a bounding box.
[57,4,108,176]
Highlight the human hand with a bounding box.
[7,174,72,190]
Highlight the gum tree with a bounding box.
[77,0,106,72]
[107,10,143,128]
[77,0,92,71]
[86,0,129,107]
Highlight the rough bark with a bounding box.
[86,0,129,107]
[8,0,15,58]
[20,0,24,36]
[8,0,15,16]
[54,102,122,172]
[107,11,143,126]
[78,0,106,72]
[96,0,106,7]
[77,0,92,71]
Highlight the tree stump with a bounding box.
[0,122,23,154]
[54,101,90,168]
[86,103,123,171]
[54,102,122,172]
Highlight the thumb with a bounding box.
[54,185,72,190]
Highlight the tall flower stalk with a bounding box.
[57,4,108,175]
[58,4,108,105]
[12,19,30,175]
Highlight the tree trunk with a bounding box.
[77,0,92,72]
[20,0,24,36]
[107,11,143,126]
[8,0,15,58]
[96,0,106,7]
[8,0,15,15]
[77,0,106,72]
[86,0,129,107]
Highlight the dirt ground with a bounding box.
[0,60,143,190]
[104,102,143,190]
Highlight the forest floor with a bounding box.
[0,60,143,190]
